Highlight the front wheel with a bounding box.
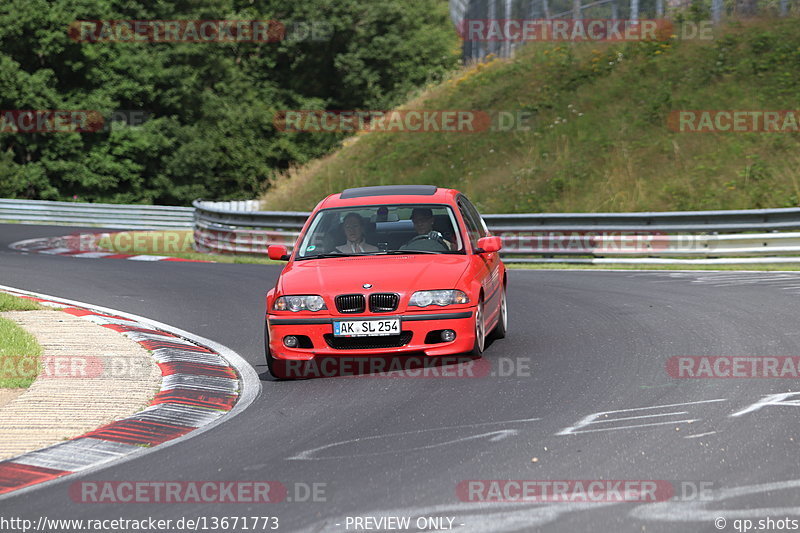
[468,300,486,356]
[265,322,289,380]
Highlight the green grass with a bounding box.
[0,293,42,312]
[0,317,42,388]
[263,16,800,215]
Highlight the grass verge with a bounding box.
[0,293,42,312]
[0,322,42,389]
[263,16,800,215]
[0,293,43,388]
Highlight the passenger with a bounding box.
[336,213,378,253]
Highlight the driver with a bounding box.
[336,212,378,253]
[401,207,453,250]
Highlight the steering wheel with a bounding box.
[405,231,449,251]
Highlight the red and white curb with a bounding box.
[0,285,260,498]
[9,234,212,263]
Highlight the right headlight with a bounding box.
[273,295,327,312]
[409,290,469,307]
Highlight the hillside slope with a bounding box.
[262,17,800,214]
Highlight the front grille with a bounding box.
[369,293,399,313]
[324,331,413,350]
[335,294,365,314]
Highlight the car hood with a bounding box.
[278,254,471,295]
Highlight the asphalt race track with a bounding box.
[3,223,800,533]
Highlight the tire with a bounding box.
[490,286,507,340]
[265,322,289,380]
[468,300,486,356]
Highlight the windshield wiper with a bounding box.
[295,252,353,260]
[297,251,391,260]
[297,250,457,260]
[375,250,442,255]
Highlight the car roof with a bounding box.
[319,185,459,209]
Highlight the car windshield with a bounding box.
[295,204,465,259]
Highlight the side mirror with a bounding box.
[268,245,290,261]
[476,236,502,254]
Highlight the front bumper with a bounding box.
[267,309,475,360]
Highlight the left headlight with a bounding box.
[409,290,469,307]
[273,295,327,312]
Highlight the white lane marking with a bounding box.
[287,418,540,460]
[11,438,139,471]
[684,431,717,439]
[127,255,168,261]
[730,391,800,417]
[122,331,194,344]
[73,252,116,258]
[698,274,800,281]
[37,247,73,255]
[290,430,518,460]
[590,411,689,424]
[557,399,727,435]
[629,478,800,522]
[0,284,261,501]
[663,273,800,284]
[129,403,226,427]
[706,279,800,286]
[559,419,700,435]
[81,314,139,325]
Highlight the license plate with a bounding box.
[333,318,400,337]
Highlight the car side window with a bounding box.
[460,196,488,237]
[457,201,481,249]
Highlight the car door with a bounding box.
[457,196,503,328]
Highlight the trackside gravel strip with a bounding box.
[0,285,260,499]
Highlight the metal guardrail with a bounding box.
[0,198,193,230]
[192,201,800,264]
[5,197,800,264]
[192,200,307,255]
[482,208,800,232]
[195,200,260,212]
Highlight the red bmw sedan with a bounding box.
[265,185,507,379]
